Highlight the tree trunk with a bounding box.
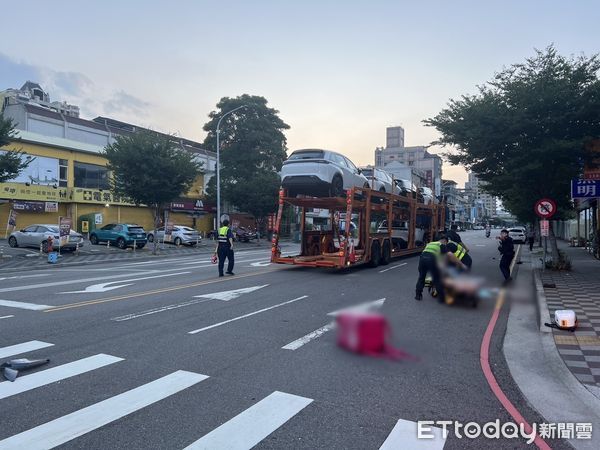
[152,204,161,256]
[549,221,560,263]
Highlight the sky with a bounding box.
[1,0,598,187]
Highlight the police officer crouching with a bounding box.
[214,218,235,277]
[446,239,472,271]
[415,235,467,302]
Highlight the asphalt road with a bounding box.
[0,232,572,449]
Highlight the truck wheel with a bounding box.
[380,241,391,265]
[368,242,380,268]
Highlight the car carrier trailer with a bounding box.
[270,186,445,268]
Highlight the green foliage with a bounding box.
[203,94,289,219]
[0,115,34,183]
[425,46,600,223]
[103,130,202,211]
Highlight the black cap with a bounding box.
[501,229,508,233]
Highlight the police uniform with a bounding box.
[447,240,472,270]
[217,225,234,276]
[415,241,447,301]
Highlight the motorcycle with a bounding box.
[485,229,491,238]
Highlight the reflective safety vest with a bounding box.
[422,241,442,257]
[218,226,230,244]
[449,240,467,260]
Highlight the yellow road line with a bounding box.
[509,244,521,275]
[45,269,278,313]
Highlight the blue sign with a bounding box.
[571,179,600,198]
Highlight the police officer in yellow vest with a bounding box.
[214,218,235,277]
[415,235,466,301]
[446,240,472,271]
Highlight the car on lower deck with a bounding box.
[280,149,370,197]
[89,223,147,249]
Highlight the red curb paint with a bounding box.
[480,292,552,450]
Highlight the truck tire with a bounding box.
[368,241,380,268]
[380,241,391,265]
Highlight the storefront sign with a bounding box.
[7,209,17,227]
[95,213,103,225]
[59,217,73,246]
[571,179,600,198]
[81,221,89,233]
[69,188,135,206]
[13,200,45,213]
[170,199,204,212]
[1,182,67,202]
[425,170,433,188]
[584,140,600,180]
[45,202,59,213]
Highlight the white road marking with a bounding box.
[0,274,51,281]
[379,419,446,449]
[0,300,54,311]
[250,260,271,267]
[0,354,123,400]
[193,285,269,301]
[0,340,54,359]
[0,269,185,293]
[281,322,335,350]
[60,272,191,294]
[379,263,407,273]
[327,298,386,317]
[0,370,208,450]
[188,295,309,334]
[183,391,313,450]
[476,244,486,247]
[112,298,213,322]
[0,315,14,320]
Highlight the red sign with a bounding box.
[541,219,549,237]
[584,140,600,180]
[534,198,557,218]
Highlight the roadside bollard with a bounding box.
[40,243,44,256]
[133,239,136,252]
[107,240,110,249]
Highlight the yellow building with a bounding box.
[1,86,216,235]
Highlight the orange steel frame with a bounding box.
[271,187,444,269]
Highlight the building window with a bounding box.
[59,159,68,187]
[74,162,110,189]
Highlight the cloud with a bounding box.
[0,53,151,121]
[103,90,151,117]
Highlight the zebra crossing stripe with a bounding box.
[0,370,208,450]
[379,419,446,450]
[0,340,54,359]
[183,391,313,450]
[0,354,123,400]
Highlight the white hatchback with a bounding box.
[281,149,370,197]
[359,167,395,193]
[508,227,526,244]
[147,225,201,246]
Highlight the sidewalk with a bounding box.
[538,240,600,388]
[503,243,600,449]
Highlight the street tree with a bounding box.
[425,46,600,264]
[203,95,289,230]
[103,131,202,254]
[0,115,34,183]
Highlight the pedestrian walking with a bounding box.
[497,229,515,285]
[415,235,466,302]
[527,227,536,251]
[214,218,235,277]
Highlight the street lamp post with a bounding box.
[215,105,247,229]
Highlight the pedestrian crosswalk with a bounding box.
[0,339,446,449]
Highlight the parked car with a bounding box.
[147,225,200,246]
[8,224,84,252]
[89,223,147,249]
[508,227,527,244]
[359,167,395,193]
[280,149,370,197]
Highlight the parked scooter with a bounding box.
[486,229,491,238]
